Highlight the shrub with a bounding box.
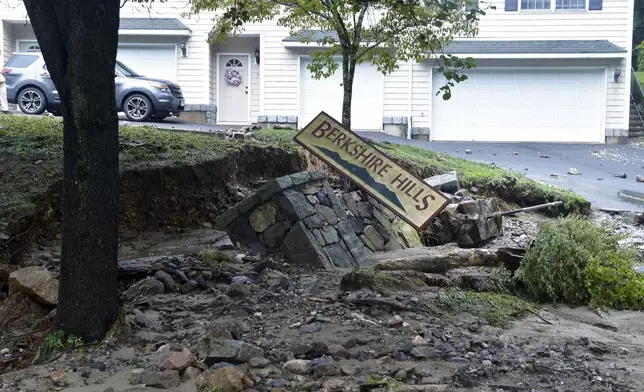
[514,216,642,309]
[637,41,644,72]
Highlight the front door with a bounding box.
[218,55,250,123]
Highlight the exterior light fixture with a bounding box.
[180,42,187,57]
[254,47,260,65]
[613,68,621,82]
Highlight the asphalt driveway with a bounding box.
[358,132,644,212]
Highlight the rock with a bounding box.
[155,270,177,292]
[160,348,196,372]
[8,267,58,307]
[183,367,202,380]
[262,221,290,248]
[300,322,322,334]
[465,149,472,154]
[124,278,164,300]
[283,359,310,375]
[412,335,428,346]
[197,339,264,365]
[327,344,348,359]
[320,226,340,244]
[276,189,316,222]
[310,358,340,377]
[394,369,407,381]
[50,371,65,384]
[139,370,181,389]
[568,168,579,175]
[197,366,243,392]
[638,175,644,183]
[424,171,460,194]
[280,221,334,271]
[341,366,357,376]
[615,173,627,179]
[227,283,250,298]
[315,204,338,225]
[249,356,271,368]
[364,225,385,251]
[249,202,278,233]
[415,367,433,377]
[386,315,404,328]
[180,280,199,294]
[433,198,502,247]
[78,367,92,378]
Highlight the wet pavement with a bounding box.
[358,132,644,212]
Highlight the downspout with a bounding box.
[407,61,413,139]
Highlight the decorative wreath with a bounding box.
[225,69,242,86]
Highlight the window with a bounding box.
[18,41,40,52]
[6,54,39,68]
[521,0,550,10]
[225,58,243,68]
[556,0,585,9]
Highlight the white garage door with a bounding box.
[431,69,604,143]
[117,44,177,83]
[300,58,383,131]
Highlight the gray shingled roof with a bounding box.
[120,18,190,31]
[442,40,626,54]
[283,31,626,54]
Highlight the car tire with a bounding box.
[18,87,47,115]
[123,94,153,122]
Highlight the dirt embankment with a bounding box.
[2,145,305,265]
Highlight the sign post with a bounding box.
[294,112,450,231]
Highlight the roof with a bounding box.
[442,40,627,54]
[119,18,190,31]
[283,30,338,42]
[282,31,626,55]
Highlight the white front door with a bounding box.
[218,55,250,123]
[431,68,605,143]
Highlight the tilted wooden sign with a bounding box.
[294,112,450,231]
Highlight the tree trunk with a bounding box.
[370,245,499,274]
[340,54,356,129]
[23,0,121,342]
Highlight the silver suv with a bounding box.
[2,51,185,121]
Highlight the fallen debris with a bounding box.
[370,245,499,273]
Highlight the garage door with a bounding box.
[117,44,177,83]
[431,69,604,143]
[300,58,383,131]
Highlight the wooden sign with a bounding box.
[294,112,450,230]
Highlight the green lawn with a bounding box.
[636,71,644,84]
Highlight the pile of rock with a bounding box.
[423,172,503,247]
[216,171,421,270]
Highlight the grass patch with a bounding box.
[340,268,427,295]
[636,71,644,84]
[32,330,84,364]
[435,288,540,328]
[513,215,644,310]
[255,129,589,215]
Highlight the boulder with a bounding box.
[197,366,243,392]
[8,267,58,307]
[124,278,165,300]
[159,348,196,372]
[249,202,278,233]
[427,198,502,247]
[424,171,460,194]
[197,339,264,366]
[137,370,181,389]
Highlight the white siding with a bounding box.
[1,21,12,66]
[383,62,409,117]
[476,0,630,48]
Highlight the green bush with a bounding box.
[514,216,642,309]
[637,41,644,72]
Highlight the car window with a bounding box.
[115,61,142,77]
[6,54,39,68]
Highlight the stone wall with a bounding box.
[215,171,421,270]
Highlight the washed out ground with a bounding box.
[2,116,644,391]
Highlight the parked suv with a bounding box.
[2,51,185,121]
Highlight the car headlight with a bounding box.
[149,82,169,93]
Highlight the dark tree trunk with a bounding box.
[341,54,356,129]
[23,0,121,342]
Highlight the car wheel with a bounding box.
[18,87,47,115]
[124,94,153,122]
